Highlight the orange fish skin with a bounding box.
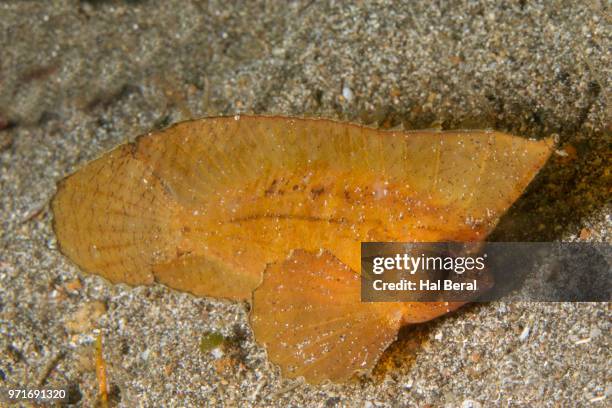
[53,115,553,301]
[52,115,554,383]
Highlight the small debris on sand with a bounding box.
[64,301,107,333]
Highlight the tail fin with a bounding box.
[52,144,181,286]
[250,249,403,383]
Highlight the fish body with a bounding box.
[52,116,553,382]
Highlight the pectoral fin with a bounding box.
[250,249,403,383]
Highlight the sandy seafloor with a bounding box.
[0,1,610,407]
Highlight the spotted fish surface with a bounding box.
[52,116,553,382]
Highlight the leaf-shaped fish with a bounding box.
[52,116,553,383]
